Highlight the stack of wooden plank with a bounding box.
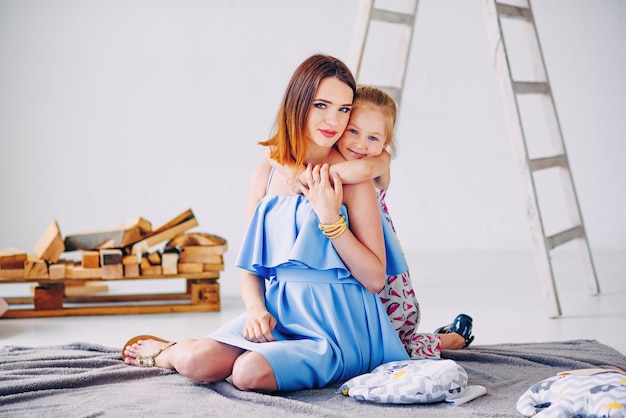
[0,209,227,318]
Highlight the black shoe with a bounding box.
[435,313,474,348]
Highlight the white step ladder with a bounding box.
[347,0,600,318]
[482,0,600,317]
[346,0,419,106]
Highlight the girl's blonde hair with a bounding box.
[260,54,357,171]
[353,85,397,155]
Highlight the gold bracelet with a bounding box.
[318,215,347,239]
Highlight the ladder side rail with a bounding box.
[484,0,562,317]
[525,1,600,295]
[347,0,375,79]
[390,0,420,107]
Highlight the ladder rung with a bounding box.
[514,81,550,95]
[546,226,584,250]
[529,155,567,171]
[371,8,415,26]
[495,2,532,20]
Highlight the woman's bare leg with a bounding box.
[124,337,244,383]
[231,351,277,392]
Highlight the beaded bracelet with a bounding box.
[318,215,347,239]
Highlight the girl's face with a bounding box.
[336,105,387,160]
[306,77,353,149]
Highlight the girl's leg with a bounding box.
[439,333,466,350]
[124,337,244,384]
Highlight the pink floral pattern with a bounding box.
[377,189,441,359]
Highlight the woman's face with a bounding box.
[306,77,353,149]
[336,105,387,160]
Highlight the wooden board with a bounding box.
[0,248,28,267]
[151,209,195,235]
[166,233,228,254]
[64,216,152,251]
[24,255,49,279]
[33,220,65,263]
[178,247,223,264]
[131,217,198,254]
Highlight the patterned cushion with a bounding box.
[339,359,468,404]
[516,368,626,417]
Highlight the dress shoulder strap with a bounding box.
[266,167,275,195]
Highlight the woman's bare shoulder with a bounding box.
[248,162,272,194]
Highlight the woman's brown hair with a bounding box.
[260,54,356,172]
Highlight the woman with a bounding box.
[122,54,409,392]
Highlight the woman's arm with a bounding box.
[240,163,276,343]
[300,164,386,294]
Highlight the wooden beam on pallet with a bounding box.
[33,220,65,263]
[0,248,27,268]
[131,210,198,254]
[64,216,152,251]
[24,255,49,279]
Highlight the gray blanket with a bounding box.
[1,339,625,417]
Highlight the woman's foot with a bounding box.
[435,313,474,348]
[122,335,176,368]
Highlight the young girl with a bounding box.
[268,86,474,358]
[122,54,409,392]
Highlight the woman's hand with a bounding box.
[243,307,277,343]
[298,163,343,224]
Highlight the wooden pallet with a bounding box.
[1,272,221,318]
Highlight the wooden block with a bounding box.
[102,264,124,279]
[0,268,25,279]
[24,255,49,279]
[0,248,27,268]
[82,251,100,268]
[141,265,162,276]
[66,265,102,279]
[64,216,152,251]
[131,209,198,254]
[190,280,220,308]
[162,253,179,275]
[140,257,152,270]
[0,296,8,317]
[122,254,139,277]
[34,284,64,310]
[49,263,66,279]
[179,247,223,264]
[166,233,228,255]
[122,254,139,265]
[203,263,225,272]
[177,263,203,274]
[124,263,140,278]
[100,249,123,266]
[64,282,109,296]
[146,251,162,265]
[33,220,65,263]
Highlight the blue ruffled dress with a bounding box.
[208,194,409,391]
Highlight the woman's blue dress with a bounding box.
[208,194,409,391]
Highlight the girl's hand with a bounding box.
[298,163,343,224]
[243,308,277,343]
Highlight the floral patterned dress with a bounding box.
[377,188,441,359]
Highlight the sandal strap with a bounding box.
[136,341,177,367]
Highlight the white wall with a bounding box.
[1,0,624,297]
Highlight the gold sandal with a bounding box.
[122,334,177,367]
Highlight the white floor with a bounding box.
[1,250,625,356]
